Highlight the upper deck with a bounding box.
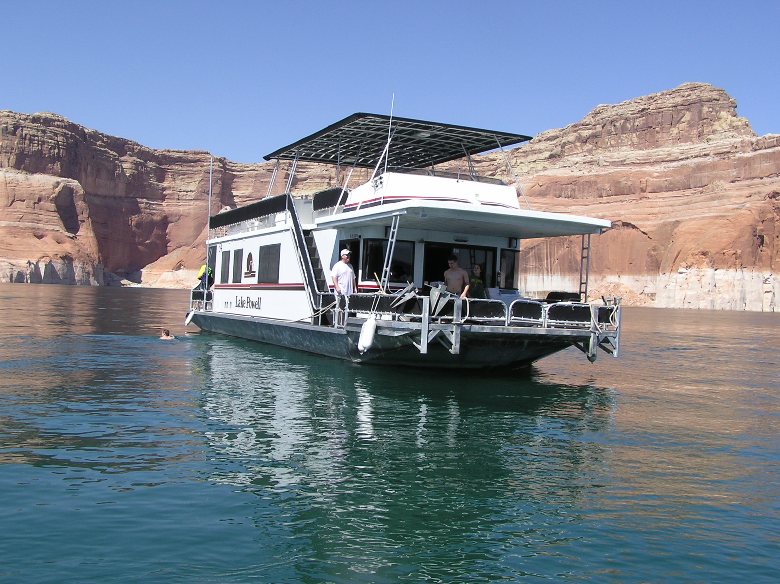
[263,112,531,170]
[345,171,520,210]
[316,174,611,238]
[208,112,610,240]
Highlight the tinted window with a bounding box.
[361,239,414,284]
[220,250,230,284]
[232,249,243,283]
[499,248,518,289]
[257,244,281,283]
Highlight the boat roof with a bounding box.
[209,193,610,237]
[263,113,531,169]
[315,199,611,238]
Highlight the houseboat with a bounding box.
[185,113,621,369]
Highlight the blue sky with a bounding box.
[4,0,778,162]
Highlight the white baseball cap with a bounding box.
[340,249,351,256]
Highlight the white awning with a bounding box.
[315,199,610,238]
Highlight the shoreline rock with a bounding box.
[1,82,778,311]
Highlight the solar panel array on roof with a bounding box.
[263,113,531,170]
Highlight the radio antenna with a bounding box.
[383,93,395,176]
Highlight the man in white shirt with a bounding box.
[331,249,356,295]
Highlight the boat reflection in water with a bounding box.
[193,335,617,578]
[195,336,616,486]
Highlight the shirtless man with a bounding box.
[444,254,470,299]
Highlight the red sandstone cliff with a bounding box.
[489,83,780,310]
[1,83,778,309]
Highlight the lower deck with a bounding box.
[188,287,621,369]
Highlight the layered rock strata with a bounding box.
[1,83,778,310]
[474,83,779,310]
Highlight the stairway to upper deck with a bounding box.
[303,230,329,292]
[285,194,324,311]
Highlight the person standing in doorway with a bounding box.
[469,264,487,299]
[444,254,470,299]
[332,249,356,296]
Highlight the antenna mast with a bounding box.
[383,93,395,176]
[207,156,214,222]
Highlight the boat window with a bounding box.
[361,239,414,284]
[220,250,230,284]
[423,243,496,289]
[256,244,281,284]
[207,245,217,278]
[232,249,243,283]
[499,248,518,289]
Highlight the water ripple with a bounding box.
[1,289,778,582]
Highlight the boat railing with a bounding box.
[322,291,620,334]
[333,294,507,325]
[508,299,545,326]
[189,286,213,312]
[313,292,343,327]
[312,187,347,216]
[510,298,621,331]
[386,167,506,185]
[340,293,422,317]
[544,302,594,328]
[466,299,508,322]
[187,283,620,336]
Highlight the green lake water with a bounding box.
[0,284,778,582]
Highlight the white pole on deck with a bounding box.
[383,93,395,176]
[207,156,213,231]
[205,156,213,278]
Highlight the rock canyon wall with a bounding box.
[488,83,780,311]
[1,83,778,309]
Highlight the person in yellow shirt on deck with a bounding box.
[197,264,214,289]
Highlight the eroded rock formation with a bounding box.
[485,83,780,310]
[1,82,778,309]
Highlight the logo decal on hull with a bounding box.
[235,296,261,310]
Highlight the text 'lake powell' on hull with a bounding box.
[186,113,622,369]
